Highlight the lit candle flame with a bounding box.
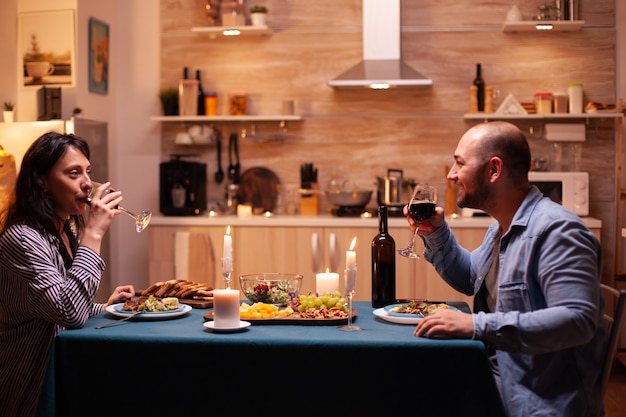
[349,237,357,251]
[226,225,231,235]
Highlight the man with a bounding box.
[406,121,607,417]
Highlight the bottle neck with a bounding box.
[476,64,482,77]
[378,206,388,234]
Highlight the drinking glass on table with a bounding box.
[397,184,437,259]
[87,181,152,232]
[338,267,361,331]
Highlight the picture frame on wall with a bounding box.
[89,17,109,95]
[18,10,76,88]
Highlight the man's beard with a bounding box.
[458,178,491,210]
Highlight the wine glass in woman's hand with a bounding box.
[87,182,151,232]
[398,184,437,259]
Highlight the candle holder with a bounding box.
[222,270,232,289]
[338,269,361,331]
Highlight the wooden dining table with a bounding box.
[36,301,506,417]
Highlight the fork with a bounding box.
[95,311,141,329]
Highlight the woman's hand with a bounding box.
[105,285,135,307]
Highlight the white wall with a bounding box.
[0,0,160,295]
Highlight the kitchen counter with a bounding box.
[150,213,602,229]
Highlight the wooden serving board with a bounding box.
[203,309,357,325]
[181,298,213,309]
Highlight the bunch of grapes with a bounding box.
[296,291,347,313]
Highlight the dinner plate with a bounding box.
[384,303,459,318]
[106,303,192,320]
[373,308,423,324]
[203,320,251,333]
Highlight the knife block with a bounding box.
[300,183,320,215]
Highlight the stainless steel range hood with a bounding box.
[327,0,432,89]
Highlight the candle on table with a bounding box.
[316,268,339,295]
[222,225,233,277]
[213,288,241,328]
[346,236,357,270]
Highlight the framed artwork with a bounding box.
[18,10,76,88]
[88,17,109,95]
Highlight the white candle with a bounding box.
[346,236,357,270]
[213,288,241,328]
[222,225,232,275]
[316,268,339,295]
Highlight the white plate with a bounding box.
[106,303,192,320]
[374,305,459,325]
[203,320,251,333]
[373,308,423,324]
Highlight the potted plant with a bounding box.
[249,5,268,26]
[3,101,15,123]
[159,88,179,116]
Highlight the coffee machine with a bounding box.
[159,156,207,216]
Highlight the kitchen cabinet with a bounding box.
[148,217,601,308]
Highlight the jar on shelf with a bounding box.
[534,92,553,114]
[221,0,247,26]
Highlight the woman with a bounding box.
[0,132,135,417]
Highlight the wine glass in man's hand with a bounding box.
[398,184,437,259]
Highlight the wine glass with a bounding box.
[397,184,437,259]
[338,268,361,331]
[87,181,152,233]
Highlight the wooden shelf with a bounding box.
[502,20,584,32]
[190,25,271,38]
[151,115,301,122]
[464,112,623,120]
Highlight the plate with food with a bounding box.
[106,295,192,320]
[374,301,457,324]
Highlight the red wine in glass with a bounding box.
[409,201,436,221]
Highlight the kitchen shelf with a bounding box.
[502,20,584,32]
[190,25,272,38]
[151,115,301,122]
[464,112,622,121]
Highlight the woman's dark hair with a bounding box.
[1,131,90,242]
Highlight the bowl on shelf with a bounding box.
[239,273,303,306]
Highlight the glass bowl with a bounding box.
[239,273,303,306]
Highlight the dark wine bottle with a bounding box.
[183,67,189,79]
[196,69,205,116]
[473,63,485,112]
[371,205,396,308]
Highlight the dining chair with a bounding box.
[597,283,626,417]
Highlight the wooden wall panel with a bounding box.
[159,0,620,284]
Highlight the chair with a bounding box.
[598,283,626,417]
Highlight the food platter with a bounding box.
[203,309,357,326]
[106,303,192,320]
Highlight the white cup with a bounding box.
[26,62,54,79]
[568,83,583,114]
[175,132,193,145]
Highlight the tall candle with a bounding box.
[346,236,357,270]
[222,225,232,275]
[213,288,240,328]
[316,268,339,295]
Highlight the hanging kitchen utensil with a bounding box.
[238,167,280,212]
[227,132,240,184]
[214,128,224,184]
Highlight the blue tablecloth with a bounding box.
[39,301,505,417]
